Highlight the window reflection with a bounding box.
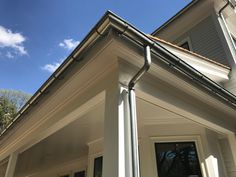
[155,142,202,177]
[74,171,85,177]
[93,156,103,177]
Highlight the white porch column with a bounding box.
[103,83,132,177]
[5,153,18,177]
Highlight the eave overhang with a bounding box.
[1,11,236,139]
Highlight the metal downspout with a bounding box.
[219,0,230,15]
[128,45,151,177]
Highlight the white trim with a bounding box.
[232,34,236,45]
[22,156,87,177]
[5,153,18,177]
[87,138,104,146]
[58,169,87,177]
[87,152,103,177]
[72,169,87,177]
[218,14,236,64]
[57,172,71,177]
[150,135,208,177]
[227,133,236,166]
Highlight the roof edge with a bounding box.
[151,0,199,36]
[1,10,236,140]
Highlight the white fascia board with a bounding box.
[158,42,230,83]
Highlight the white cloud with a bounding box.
[6,52,14,59]
[59,38,79,50]
[42,62,61,73]
[0,26,27,55]
[41,58,65,73]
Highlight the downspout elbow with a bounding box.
[219,0,230,16]
[128,45,152,90]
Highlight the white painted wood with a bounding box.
[204,129,228,177]
[149,135,208,177]
[103,82,132,177]
[228,133,236,167]
[87,139,103,177]
[219,137,236,177]
[139,134,157,177]
[5,153,18,177]
[0,39,117,162]
[157,36,230,83]
[217,16,236,64]
[135,84,235,134]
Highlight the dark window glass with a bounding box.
[233,36,236,46]
[93,156,103,177]
[180,42,190,51]
[74,171,85,177]
[60,175,69,177]
[155,142,202,177]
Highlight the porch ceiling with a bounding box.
[15,101,105,176]
[18,97,189,162]
[14,95,194,176]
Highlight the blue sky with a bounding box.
[0,0,192,94]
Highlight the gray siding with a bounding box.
[219,138,236,177]
[174,16,229,66]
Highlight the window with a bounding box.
[60,175,70,177]
[93,156,103,177]
[178,37,192,51]
[180,42,190,51]
[232,36,236,47]
[155,142,202,177]
[74,171,86,177]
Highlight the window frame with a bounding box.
[58,166,87,177]
[150,135,206,177]
[58,173,71,177]
[73,170,86,177]
[232,34,236,48]
[177,37,193,51]
[88,152,103,177]
[93,156,103,177]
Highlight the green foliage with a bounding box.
[0,89,31,132]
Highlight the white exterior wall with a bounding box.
[138,124,207,177]
[219,138,236,177]
[138,124,229,177]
